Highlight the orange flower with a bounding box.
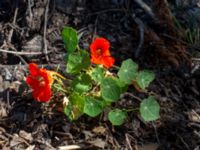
[26,63,54,102]
[90,37,115,68]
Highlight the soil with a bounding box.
[0,0,200,149]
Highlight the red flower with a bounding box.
[26,63,54,102]
[90,37,115,68]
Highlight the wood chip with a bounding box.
[58,145,81,150]
[92,126,106,134]
[136,143,159,150]
[88,138,106,149]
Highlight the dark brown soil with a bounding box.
[0,0,200,149]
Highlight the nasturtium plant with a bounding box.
[118,59,138,84]
[108,109,127,126]
[90,37,115,68]
[64,100,73,120]
[136,70,155,90]
[100,77,121,102]
[61,26,78,53]
[90,65,105,84]
[66,50,90,74]
[84,97,103,117]
[71,73,92,94]
[114,78,128,93]
[25,26,160,126]
[140,96,160,121]
[64,93,85,120]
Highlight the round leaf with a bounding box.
[72,73,92,93]
[84,97,103,117]
[61,26,78,53]
[100,77,121,102]
[140,96,160,121]
[136,70,155,90]
[118,59,138,84]
[64,93,85,120]
[108,109,127,126]
[64,100,73,120]
[66,50,90,74]
[90,66,105,83]
[114,78,128,93]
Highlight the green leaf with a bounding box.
[66,50,90,74]
[108,109,127,126]
[114,78,128,93]
[61,26,78,53]
[140,96,160,121]
[118,59,138,84]
[136,70,155,90]
[64,93,85,120]
[90,66,105,83]
[64,100,73,120]
[101,77,121,102]
[84,97,103,117]
[72,73,92,93]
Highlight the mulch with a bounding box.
[0,0,200,149]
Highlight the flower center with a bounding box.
[33,76,45,87]
[38,77,45,87]
[39,81,45,87]
[96,49,102,55]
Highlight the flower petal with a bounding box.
[26,63,54,102]
[29,63,38,76]
[39,69,54,86]
[90,38,110,55]
[32,85,51,102]
[102,56,115,69]
[26,76,40,89]
[91,55,102,65]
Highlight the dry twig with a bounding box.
[0,48,45,55]
[125,134,133,150]
[43,0,50,62]
[27,0,33,23]
[8,3,18,43]
[58,145,81,150]
[132,15,145,58]
[134,0,155,19]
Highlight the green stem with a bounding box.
[113,65,120,70]
[53,83,70,94]
[125,108,138,112]
[77,45,81,51]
